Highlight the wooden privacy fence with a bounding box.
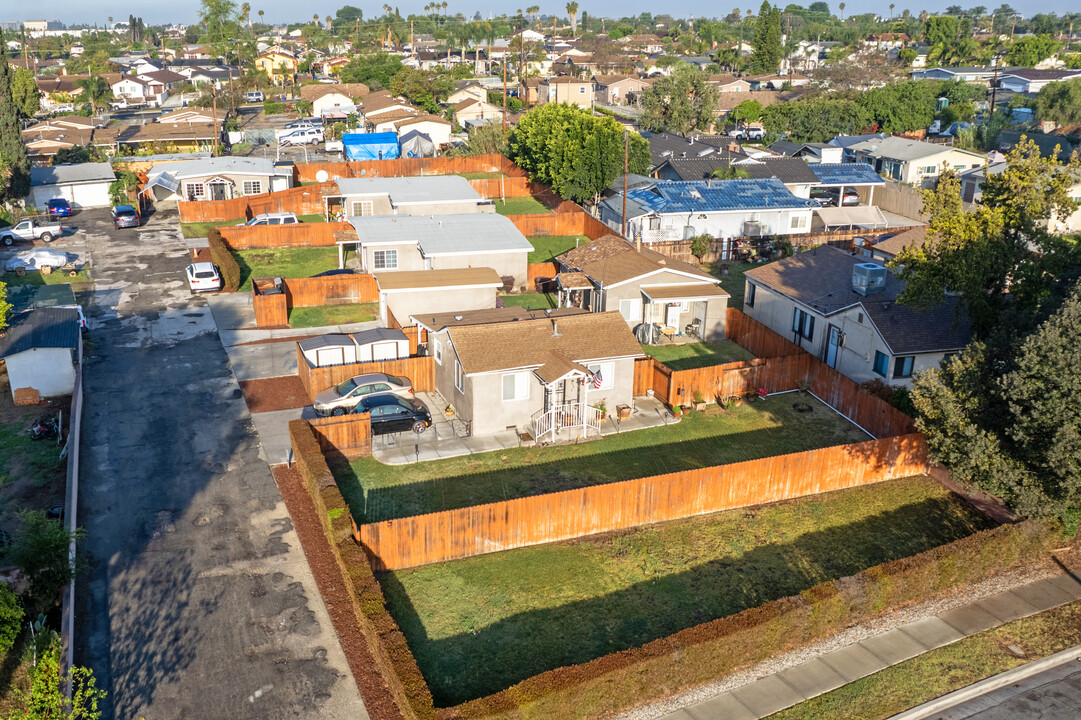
[294,154,521,183]
[357,433,929,571]
[509,209,613,240]
[297,350,435,401]
[252,274,379,327]
[469,176,532,198]
[252,280,288,327]
[725,307,804,358]
[177,183,335,223]
[218,221,349,249]
[309,413,373,460]
[527,262,557,283]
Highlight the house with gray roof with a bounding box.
[28,162,116,208]
[341,213,533,289]
[743,246,970,387]
[326,175,493,219]
[600,179,818,244]
[654,155,821,198]
[142,156,293,202]
[0,308,81,399]
[847,136,986,188]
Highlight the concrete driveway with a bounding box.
[72,207,367,719]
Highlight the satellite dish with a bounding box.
[316,169,329,183]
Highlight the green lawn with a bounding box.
[288,303,379,328]
[707,261,757,310]
[527,235,588,264]
[181,214,325,239]
[3,267,91,293]
[0,417,63,494]
[233,247,339,291]
[494,196,552,215]
[335,395,871,523]
[767,601,1081,720]
[643,341,756,370]
[379,475,995,706]
[500,293,555,309]
[458,171,506,180]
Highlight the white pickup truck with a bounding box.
[1,219,63,246]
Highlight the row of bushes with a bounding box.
[288,420,436,720]
[443,519,1061,720]
[206,228,241,292]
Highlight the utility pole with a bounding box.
[989,55,1000,119]
[622,129,629,243]
[502,58,507,136]
[1010,13,1017,40]
[411,21,415,56]
[212,85,219,156]
[355,19,360,49]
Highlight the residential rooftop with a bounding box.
[625,178,819,214]
[334,175,482,204]
[30,162,116,186]
[344,214,533,256]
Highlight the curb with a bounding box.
[887,644,1081,720]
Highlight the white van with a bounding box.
[246,90,265,103]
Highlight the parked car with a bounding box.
[112,205,141,228]
[356,395,432,435]
[245,90,265,103]
[313,372,414,416]
[283,118,323,130]
[0,219,62,245]
[185,262,222,293]
[324,138,344,153]
[811,187,861,207]
[3,249,77,272]
[235,212,299,227]
[277,127,325,146]
[46,198,72,218]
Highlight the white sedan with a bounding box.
[185,262,222,293]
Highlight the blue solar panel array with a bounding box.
[811,163,884,186]
[626,178,819,214]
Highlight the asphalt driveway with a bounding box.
[72,207,367,719]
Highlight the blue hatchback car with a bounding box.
[46,198,72,218]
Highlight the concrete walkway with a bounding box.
[660,572,1081,720]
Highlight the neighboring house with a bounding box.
[743,246,970,387]
[848,136,986,187]
[808,163,886,204]
[538,77,595,109]
[655,155,821,198]
[706,74,752,93]
[828,132,889,162]
[996,68,1081,93]
[327,175,492,219]
[109,75,164,107]
[21,118,97,165]
[28,163,116,208]
[767,140,844,164]
[592,74,652,105]
[429,310,644,438]
[342,214,532,287]
[311,91,359,118]
[0,308,80,400]
[157,108,226,124]
[908,66,998,84]
[392,114,453,147]
[643,132,729,173]
[601,179,818,243]
[518,77,542,105]
[142,157,293,202]
[375,267,502,328]
[446,80,488,105]
[137,69,186,95]
[957,161,1006,203]
[554,234,730,340]
[255,46,298,83]
[358,91,421,128]
[453,98,505,127]
[93,121,221,154]
[298,328,409,367]
[300,82,370,117]
[865,226,928,263]
[623,34,665,54]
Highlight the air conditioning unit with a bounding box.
[852,262,888,296]
[683,225,697,240]
[743,220,762,237]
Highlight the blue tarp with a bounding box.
[343,133,400,161]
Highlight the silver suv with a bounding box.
[313,373,414,416]
[236,212,299,226]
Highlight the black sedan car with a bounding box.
[356,395,432,435]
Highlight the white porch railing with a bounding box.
[531,402,604,444]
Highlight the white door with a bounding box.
[665,304,681,328]
[825,325,840,368]
[316,347,345,367]
[371,342,399,361]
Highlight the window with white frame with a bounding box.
[746,282,756,307]
[351,200,374,216]
[790,214,808,230]
[746,212,761,222]
[618,298,642,322]
[373,249,398,270]
[920,165,937,175]
[648,216,661,230]
[433,338,443,365]
[501,372,530,402]
[587,362,614,391]
[242,180,262,196]
[792,307,815,341]
[454,360,464,393]
[185,182,205,200]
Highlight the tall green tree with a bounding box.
[1005,34,1059,68]
[11,67,40,118]
[639,63,719,135]
[1034,78,1081,127]
[750,1,783,73]
[0,30,31,201]
[508,103,649,203]
[76,75,111,116]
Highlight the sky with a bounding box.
[8,1,1080,29]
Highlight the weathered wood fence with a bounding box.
[219,221,350,249]
[177,182,335,223]
[252,274,379,328]
[309,413,373,461]
[293,154,524,183]
[509,210,612,240]
[297,349,435,401]
[356,433,928,570]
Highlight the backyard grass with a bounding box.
[644,341,756,370]
[3,267,92,292]
[232,247,339,291]
[500,292,555,309]
[767,600,1081,720]
[288,303,379,328]
[457,171,506,180]
[494,196,552,215]
[707,261,758,309]
[378,475,996,706]
[180,213,325,239]
[335,394,871,523]
[527,235,588,264]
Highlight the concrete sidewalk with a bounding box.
[660,572,1081,720]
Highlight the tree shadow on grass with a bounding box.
[378,495,995,707]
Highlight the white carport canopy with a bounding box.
[641,284,730,303]
[815,205,888,230]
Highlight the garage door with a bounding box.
[371,342,400,361]
[315,347,345,367]
[70,183,113,208]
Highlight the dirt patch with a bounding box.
[189,248,214,264]
[239,376,309,413]
[272,464,405,720]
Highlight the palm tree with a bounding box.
[566,2,579,34]
[889,3,895,19]
[77,74,111,115]
[839,3,846,21]
[326,16,333,32]
[107,16,113,29]
[313,13,319,26]
[527,5,540,29]
[258,9,265,28]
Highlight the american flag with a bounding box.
[592,368,603,389]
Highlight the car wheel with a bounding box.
[331,407,346,416]
[412,420,427,434]
[2,236,11,246]
[40,232,54,243]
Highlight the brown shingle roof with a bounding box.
[395,113,452,128]
[447,311,643,375]
[376,268,502,291]
[413,306,586,331]
[871,226,928,259]
[557,234,715,286]
[299,82,371,101]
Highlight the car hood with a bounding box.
[313,389,342,407]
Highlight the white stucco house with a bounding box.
[0,308,81,399]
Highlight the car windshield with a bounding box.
[335,378,358,396]
[388,375,407,387]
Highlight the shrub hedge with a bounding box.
[206,228,241,292]
[287,420,436,720]
[440,519,1059,720]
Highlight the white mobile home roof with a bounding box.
[30,163,116,186]
[346,214,533,255]
[146,156,278,180]
[334,175,481,204]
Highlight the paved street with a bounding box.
[69,208,367,719]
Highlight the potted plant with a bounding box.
[756,387,769,401]
[692,390,708,412]
[671,404,683,418]
[593,399,608,419]
[445,405,455,418]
